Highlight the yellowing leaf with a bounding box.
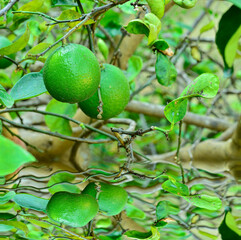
[0,26,30,56]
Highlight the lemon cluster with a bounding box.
[43,43,130,119]
[46,182,128,227]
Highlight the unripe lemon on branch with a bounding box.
[46,191,99,227]
[82,182,128,216]
[43,43,101,103]
[78,64,130,120]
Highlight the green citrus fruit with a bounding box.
[43,43,101,103]
[46,192,99,227]
[78,64,130,120]
[0,36,15,69]
[82,182,128,216]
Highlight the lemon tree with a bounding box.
[43,43,101,103]
[0,1,240,240]
[78,64,130,120]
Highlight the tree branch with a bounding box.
[125,100,231,131]
[0,0,19,17]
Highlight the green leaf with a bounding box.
[10,72,47,101]
[0,192,16,205]
[200,20,215,34]
[98,39,109,61]
[0,84,14,108]
[0,135,35,176]
[164,98,188,125]
[96,218,112,228]
[0,25,30,56]
[144,13,162,33]
[0,221,29,235]
[180,73,219,99]
[126,204,146,219]
[24,216,52,229]
[45,99,77,136]
[225,212,241,235]
[26,42,60,63]
[162,179,189,196]
[124,19,150,36]
[155,52,177,86]
[151,39,169,51]
[0,213,16,232]
[219,211,241,239]
[47,172,80,194]
[216,5,241,68]
[13,194,48,212]
[225,25,241,68]
[0,72,12,88]
[125,227,160,240]
[156,200,179,220]
[183,195,222,210]
[51,0,77,7]
[198,230,218,240]
[226,0,241,9]
[164,73,219,124]
[126,55,143,82]
[0,202,15,212]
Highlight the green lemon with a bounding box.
[46,192,99,227]
[82,182,128,216]
[43,43,101,103]
[0,36,16,69]
[78,64,130,120]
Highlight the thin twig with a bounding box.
[0,0,19,17]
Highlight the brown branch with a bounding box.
[125,100,231,131]
[0,0,19,17]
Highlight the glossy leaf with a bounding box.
[219,211,241,239]
[225,212,241,235]
[126,55,143,81]
[155,52,177,86]
[13,194,48,212]
[162,180,189,196]
[45,99,77,136]
[216,5,241,68]
[0,135,35,176]
[47,172,80,194]
[151,39,169,51]
[0,26,30,56]
[124,19,149,36]
[164,98,188,125]
[10,72,47,101]
[180,73,219,99]
[0,191,16,205]
[0,84,14,108]
[183,195,222,210]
